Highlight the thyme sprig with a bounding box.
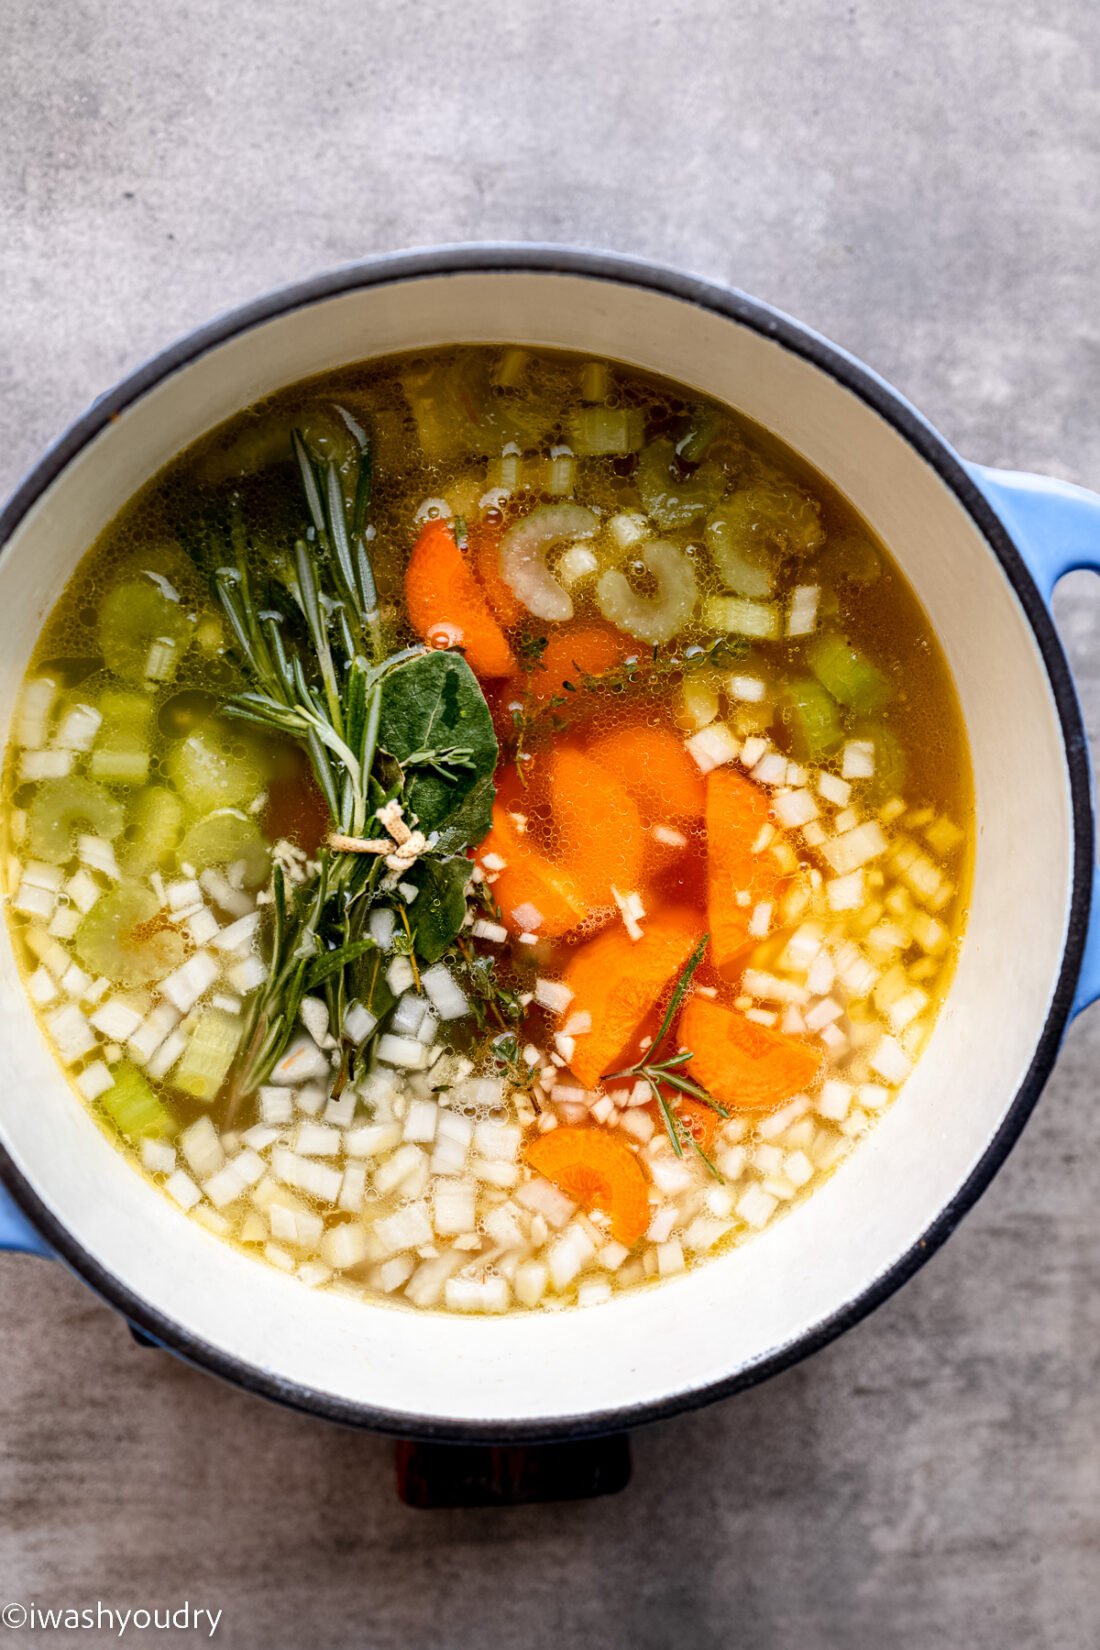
[604,931,729,1177]
[509,633,750,773]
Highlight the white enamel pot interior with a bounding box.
[0,250,1088,1438]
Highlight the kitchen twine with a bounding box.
[0,1601,222,1637]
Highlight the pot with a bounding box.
[0,247,1098,1445]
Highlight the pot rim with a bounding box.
[0,244,1091,1442]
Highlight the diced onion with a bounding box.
[685,723,739,774]
[420,963,470,1021]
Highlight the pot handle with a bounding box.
[967,462,1100,1018]
[0,1188,51,1256]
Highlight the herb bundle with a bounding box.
[214,415,499,1095]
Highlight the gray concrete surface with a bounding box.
[2,2,1100,1646]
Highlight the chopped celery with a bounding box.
[779,678,844,761]
[124,786,186,873]
[703,594,781,640]
[714,479,824,562]
[595,542,698,644]
[178,809,270,886]
[172,1008,242,1101]
[579,361,610,402]
[541,452,575,496]
[100,689,154,731]
[486,452,522,492]
[90,688,153,786]
[90,746,149,785]
[100,1062,176,1138]
[637,439,725,529]
[705,501,775,599]
[403,354,554,459]
[815,532,883,585]
[675,407,723,465]
[850,720,907,800]
[74,882,186,986]
[491,348,529,390]
[566,407,644,457]
[98,579,194,686]
[808,634,891,715]
[26,777,125,864]
[166,726,266,815]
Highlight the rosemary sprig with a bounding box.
[604,931,729,1177]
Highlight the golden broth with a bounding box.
[3,346,973,1312]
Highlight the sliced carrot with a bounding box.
[586,721,706,828]
[525,623,632,703]
[525,1126,650,1246]
[476,799,588,938]
[469,519,523,627]
[563,907,705,1088]
[706,768,788,973]
[405,518,516,679]
[550,744,645,909]
[680,995,823,1113]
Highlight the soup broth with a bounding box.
[3,346,972,1313]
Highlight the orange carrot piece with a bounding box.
[405,518,516,679]
[525,1126,650,1246]
[525,623,631,703]
[706,768,788,972]
[563,907,705,1088]
[550,745,645,909]
[469,520,523,627]
[680,995,823,1113]
[587,721,706,826]
[476,800,588,938]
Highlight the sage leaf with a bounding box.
[411,858,471,963]
[377,652,497,842]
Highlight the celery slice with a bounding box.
[90,745,150,785]
[74,882,186,986]
[567,407,644,457]
[637,439,724,528]
[676,407,723,466]
[178,809,270,886]
[166,726,265,815]
[491,348,529,390]
[716,479,824,560]
[779,678,844,761]
[100,1062,176,1138]
[172,1008,242,1102]
[579,361,610,402]
[98,580,193,686]
[808,634,891,715]
[26,777,125,864]
[89,688,153,786]
[850,720,907,800]
[705,501,775,598]
[124,787,186,873]
[703,594,780,640]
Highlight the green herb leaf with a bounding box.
[305,936,378,989]
[377,651,498,838]
[649,931,709,1058]
[410,858,471,963]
